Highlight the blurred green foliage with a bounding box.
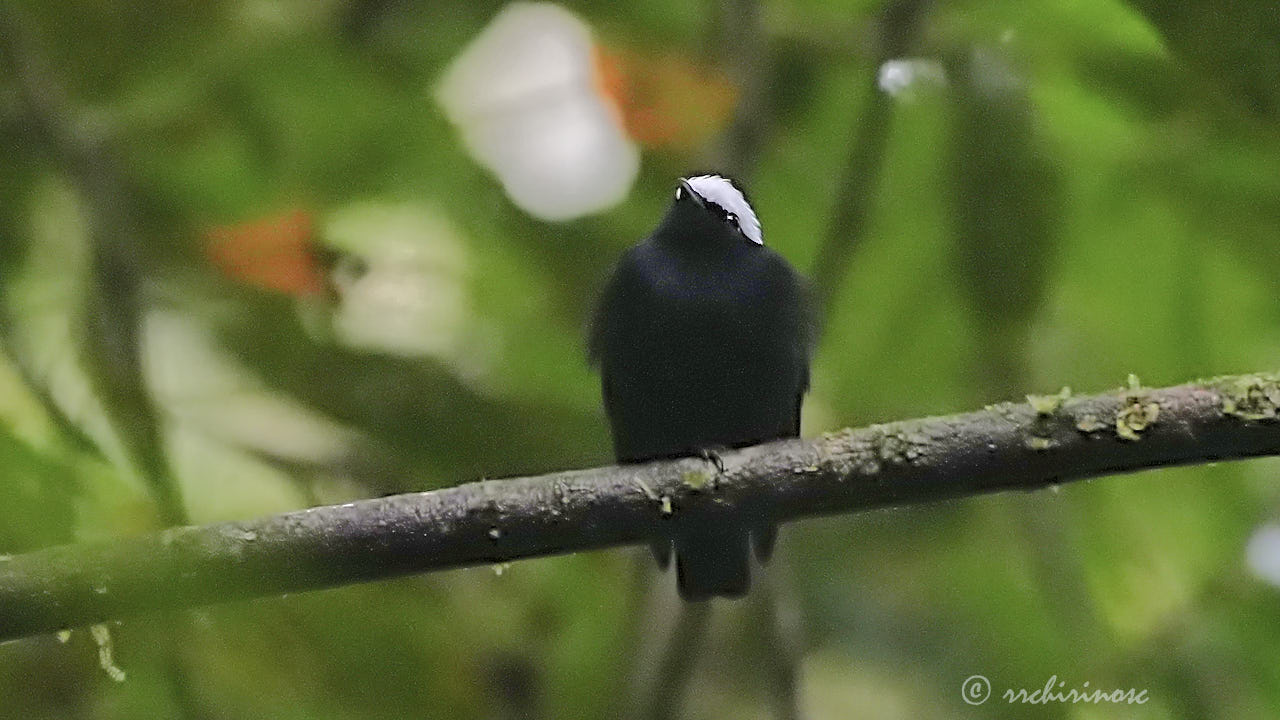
[3,0,1280,718]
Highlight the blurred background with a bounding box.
[2,0,1280,717]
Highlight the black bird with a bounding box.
[589,174,814,600]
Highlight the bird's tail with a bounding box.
[674,519,752,601]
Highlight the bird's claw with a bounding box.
[698,447,726,474]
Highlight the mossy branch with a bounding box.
[2,372,1280,641]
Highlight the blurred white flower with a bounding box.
[435,3,640,220]
[1246,522,1280,587]
[877,58,946,98]
[324,202,495,380]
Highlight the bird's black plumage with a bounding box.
[589,175,813,600]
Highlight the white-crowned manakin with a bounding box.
[589,174,813,600]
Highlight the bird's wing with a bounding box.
[771,251,816,389]
[587,247,642,368]
[772,252,815,435]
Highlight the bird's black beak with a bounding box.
[678,179,704,209]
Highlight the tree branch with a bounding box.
[3,372,1280,641]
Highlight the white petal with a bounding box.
[435,3,639,220]
[877,58,946,97]
[460,94,638,220]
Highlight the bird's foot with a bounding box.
[697,446,728,474]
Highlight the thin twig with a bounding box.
[642,602,711,720]
[712,0,770,179]
[0,6,186,525]
[1,372,1279,641]
[809,0,932,318]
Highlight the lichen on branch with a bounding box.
[2,371,1280,642]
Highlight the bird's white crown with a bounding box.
[684,174,763,245]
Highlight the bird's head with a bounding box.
[658,174,763,247]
